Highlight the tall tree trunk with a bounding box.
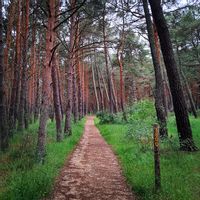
[100,69,109,108]
[153,23,168,118]
[4,0,15,109]
[110,69,119,113]
[176,47,197,118]
[91,57,99,112]
[149,0,197,151]
[52,56,62,142]
[77,56,82,119]
[85,66,89,114]
[9,0,21,130]
[56,63,64,119]
[95,57,104,111]
[29,24,36,121]
[72,61,78,123]
[34,37,42,122]
[0,0,9,151]
[103,3,113,114]
[37,0,55,163]
[64,0,76,135]
[74,19,82,120]
[143,0,168,138]
[18,0,29,130]
[117,51,125,112]
[82,60,85,116]
[117,0,126,119]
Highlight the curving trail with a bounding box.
[50,116,135,200]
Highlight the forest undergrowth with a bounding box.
[96,100,200,200]
[0,118,85,200]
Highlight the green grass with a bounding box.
[0,119,85,200]
[95,116,200,200]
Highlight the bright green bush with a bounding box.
[96,111,115,124]
[126,99,156,122]
[126,100,156,142]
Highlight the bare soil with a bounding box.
[50,116,135,200]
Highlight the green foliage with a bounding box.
[96,111,114,124]
[126,100,156,145]
[95,115,200,200]
[96,110,128,124]
[97,100,156,126]
[0,119,85,200]
[167,6,200,82]
[127,99,156,121]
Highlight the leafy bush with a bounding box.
[126,100,156,146]
[126,99,156,122]
[96,112,114,124]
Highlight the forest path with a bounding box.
[50,116,135,200]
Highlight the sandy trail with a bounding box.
[50,116,135,200]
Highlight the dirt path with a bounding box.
[50,116,135,200]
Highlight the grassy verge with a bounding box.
[0,118,85,200]
[95,116,200,200]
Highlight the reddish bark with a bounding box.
[28,25,36,118]
[18,0,29,130]
[81,60,85,115]
[37,0,55,162]
[4,1,15,107]
[9,0,22,130]
[95,63,104,111]
[64,0,76,135]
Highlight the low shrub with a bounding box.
[96,112,114,124]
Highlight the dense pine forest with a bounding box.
[0,0,200,199]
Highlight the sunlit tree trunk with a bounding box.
[117,0,126,119]
[100,69,109,109]
[95,55,104,111]
[149,0,197,151]
[103,3,113,113]
[91,56,99,112]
